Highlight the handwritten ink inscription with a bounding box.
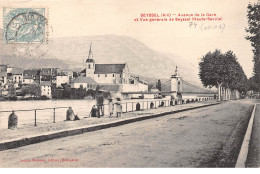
[189,22,225,33]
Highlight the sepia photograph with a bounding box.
[0,0,259,168]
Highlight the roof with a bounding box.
[0,71,6,77]
[72,77,97,84]
[80,69,86,73]
[12,68,23,75]
[94,64,126,74]
[40,81,52,86]
[40,68,59,76]
[23,69,40,76]
[0,65,7,72]
[23,75,33,79]
[99,85,121,92]
[57,72,67,76]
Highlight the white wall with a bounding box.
[56,76,69,87]
[121,83,148,92]
[23,79,34,84]
[41,85,52,98]
[13,74,23,84]
[71,82,88,89]
[93,73,124,84]
[138,83,148,92]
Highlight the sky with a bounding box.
[0,0,258,78]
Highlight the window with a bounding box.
[120,74,122,78]
[88,64,91,69]
[113,74,115,77]
[98,74,100,77]
[105,74,107,77]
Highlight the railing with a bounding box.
[0,107,69,128]
[0,97,216,129]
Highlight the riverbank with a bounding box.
[0,100,219,150]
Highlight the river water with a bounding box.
[0,98,171,129]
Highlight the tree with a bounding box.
[199,50,225,101]
[157,79,161,91]
[246,2,260,91]
[199,49,248,101]
[21,84,41,97]
[62,83,71,99]
[8,84,16,96]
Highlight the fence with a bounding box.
[0,97,215,129]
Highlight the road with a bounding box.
[0,100,256,167]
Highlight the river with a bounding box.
[0,97,171,129]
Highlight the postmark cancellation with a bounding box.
[3,7,48,43]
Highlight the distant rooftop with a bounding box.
[12,68,23,75]
[40,81,52,86]
[94,64,126,74]
[72,76,97,84]
[99,84,121,92]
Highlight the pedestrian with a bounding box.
[96,91,104,117]
[160,101,164,107]
[115,98,122,117]
[8,111,18,129]
[136,102,141,111]
[108,98,114,117]
[66,107,75,121]
[150,102,154,109]
[90,105,98,117]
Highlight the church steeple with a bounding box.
[85,43,95,78]
[86,43,94,63]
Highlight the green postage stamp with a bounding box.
[3,7,47,43]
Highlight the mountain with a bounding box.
[0,28,202,87]
[0,56,72,70]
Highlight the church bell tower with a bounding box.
[85,43,95,78]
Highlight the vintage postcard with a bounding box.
[0,0,259,168]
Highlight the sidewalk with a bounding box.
[0,100,220,151]
[246,103,260,167]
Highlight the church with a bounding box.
[78,44,148,97]
[80,44,131,85]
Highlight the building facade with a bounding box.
[40,81,52,98]
[56,72,70,87]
